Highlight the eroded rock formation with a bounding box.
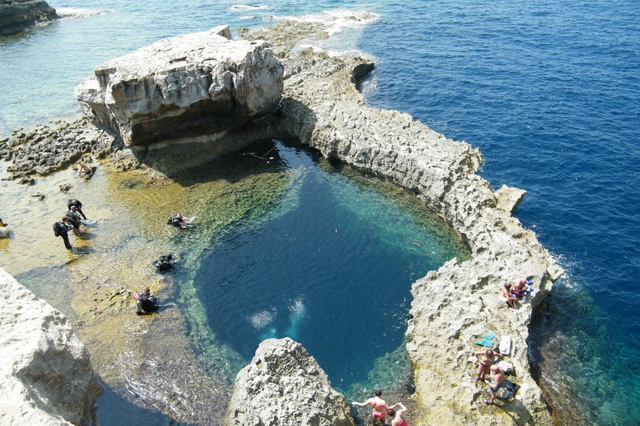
[241,20,564,424]
[0,267,103,425]
[0,0,58,36]
[226,338,354,426]
[75,25,284,147]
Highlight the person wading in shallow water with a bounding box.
[53,216,73,250]
[65,205,83,236]
[68,198,88,220]
[353,389,390,425]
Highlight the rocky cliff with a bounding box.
[75,25,284,147]
[0,0,58,36]
[226,338,354,426]
[0,268,103,425]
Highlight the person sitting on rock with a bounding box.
[65,205,83,236]
[0,218,10,238]
[68,198,88,220]
[154,254,176,273]
[136,288,159,315]
[75,161,93,179]
[353,389,389,425]
[474,348,502,383]
[511,280,528,300]
[387,402,408,426]
[500,283,518,309]
[167,213,195,229]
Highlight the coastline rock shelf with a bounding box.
[1,15,564,425]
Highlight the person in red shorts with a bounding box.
[353,389,389,425]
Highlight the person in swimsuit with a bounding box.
[474,349,502,382]
[387,402,408,426]
[353,389,389,425]
[511,280,527,299]
[486,364,505,404]
[500,283,518,309]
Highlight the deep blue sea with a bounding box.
[1,0,639,424]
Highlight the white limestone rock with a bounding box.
[0,268,102,425]
[225,338,354,426]
[75,25,284,147]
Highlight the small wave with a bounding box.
[229,4,269,12]
[55,7,111,19]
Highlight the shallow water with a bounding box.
[2,0,640,423]
[0,138,467,422]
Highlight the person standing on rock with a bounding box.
[486,364,505,405]
[65,205,83,236]
[53,216,73,250]
[474,349,502,382]
[68,198,88,220]
[353,389,389,425]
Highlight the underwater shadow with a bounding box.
[129,97,319,188]
[97,381,178,426]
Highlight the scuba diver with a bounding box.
[167,213,195,229]
[135,288,160,315]
[154,254,176,273]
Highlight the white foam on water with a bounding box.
[248,308,276,329]
[276,9,380,58]
[229,4,270,12]
[56,7,111,19]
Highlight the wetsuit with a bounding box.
[65,211,82,231]
[137,294,159,314]
[54,221,72,250]
[68,199,87,219]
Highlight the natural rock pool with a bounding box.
[0,138,468,423]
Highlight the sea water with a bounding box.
[191,141,467,391]
[1,0,639,424]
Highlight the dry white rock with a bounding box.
[225,338,354,426]
[0,267,102,425]
[75,25,284,147]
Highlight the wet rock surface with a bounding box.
[0,116,118,181]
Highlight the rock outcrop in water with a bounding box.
[0,268,103,425]
[0,0,58,36]
[75,25,284,147]
[226,338,354,426]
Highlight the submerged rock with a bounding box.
[226,338,354,426]
[75,25,284,147]
[0,0,58,36]
[0,268,103,425]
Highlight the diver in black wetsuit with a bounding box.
[136,288,159,315]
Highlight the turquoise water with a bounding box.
[2,0,640,424]
[192,141,465,390]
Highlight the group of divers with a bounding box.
[49,198,196,316]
